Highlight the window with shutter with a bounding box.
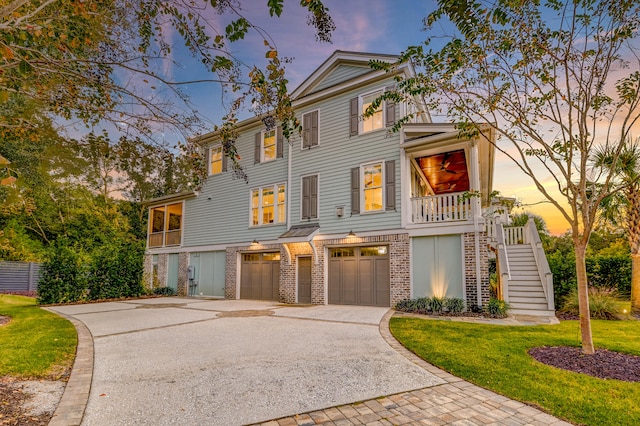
[351,87,397,135]
[351,167,360,214]
[255,127,283,163]
[209,145,223,175]
[302,110,319,148]
[302,175,318,220]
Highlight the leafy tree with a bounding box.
[382,0,640,353]
[1,0,335,169]
[595,139,640,315]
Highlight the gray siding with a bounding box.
[290,78,402,234]
[314,65,372,92]
[183,125,289,247]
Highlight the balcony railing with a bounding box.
[411,192,471,224]
[148,230,182,248]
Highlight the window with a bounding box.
[363,163,383,212]
[148,202,183,247]
[350,160,395,215]
[254,128,283,163]
[361,91,384,133]
[210,145,223,175]
[349,87,396,136]
[302,110,319,148]
[301,175,318,220]
[250,183,286,226]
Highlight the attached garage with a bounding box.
[328,246,390,307]
[240,252,280,301]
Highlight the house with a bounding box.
[143,51,555,315]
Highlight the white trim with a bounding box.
[359,88,386,135]
[249,182,287,227]
[406,223,477,237]
[260,129,277,163]
[299,173,320,221]
[301,109,320,150]
[235,251,241,299]
[208,144,223,176]
[323,246,329,305]
[147,200,185,249]
[409,236,414,298]
[360,160,385,214]
[460,235,467,306]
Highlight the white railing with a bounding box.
[504,226,527,245]
[485,217,497,241]
[525,219,555,310]
[411,192,472,224]
[495,223,511,303]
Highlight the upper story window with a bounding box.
[302,110,319,149]
[148,202,183,248]
[255,127,283,163]
[251,183,286,226]
[350,160,395,215]
[349,87,396,136]
[210,145,223,175]
[301,174,318,220]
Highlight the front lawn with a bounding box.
[390,316,640,426]
[0,295,76,378]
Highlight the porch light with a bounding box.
[347,230,356,237]
[251,239,259,245]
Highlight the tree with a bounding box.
[595,138,640,316]
[379,0,640,353]
[1,0,335,173]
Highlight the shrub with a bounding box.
[561,287,622,320]
[430,296,444,312]
[37,243,87,304]
[153,287,176,296]
[484,298,509,318]
[87,241,145,300]
[444,297,466,313]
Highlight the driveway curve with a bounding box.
[48,298,443,425]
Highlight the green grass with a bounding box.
[0,295,76,378]
[390,317,640,426]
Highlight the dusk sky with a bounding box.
[163,0,581,235]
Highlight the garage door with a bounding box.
[189,251,226,297]
[328,246,390,307]
[240,252,280,301]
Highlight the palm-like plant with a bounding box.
[595,139,640,316]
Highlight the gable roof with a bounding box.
[290,51,400,100]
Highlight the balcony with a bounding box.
[148,230,182,248]
[411,192,471,224]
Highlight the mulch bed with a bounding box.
[0,378,50,426]
[529,346,640,382]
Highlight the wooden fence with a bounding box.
[0,261,41,292]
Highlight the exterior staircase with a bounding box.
[493,219,556,318]
[505,245,555,316]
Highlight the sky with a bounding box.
[152,0,628,236]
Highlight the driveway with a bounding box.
[48,298,444,425]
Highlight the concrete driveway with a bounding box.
[48,298,443,425]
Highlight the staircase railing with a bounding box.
[524,219,555,311]
[495,223,511,303]
[503,225,527,245]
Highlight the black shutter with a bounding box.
[351,167,360,215]
[276,126,284,158]
[310,110,318,147]
[349,98,358,136]
[302,176,310,219]
[254,132,261,164]
[302,114,311,149]
[204,146,211,176]
[310,175,318,218]
[385,86,396,128]
[221,146,228,172]
[385,160,396,211]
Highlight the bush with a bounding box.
[153,287,176,296]
[561,287,623,320]
[484,298,509,318]
[87,241,145,300]
[395,296,466,315]
[444,297,466,313]
[37,243,87,304]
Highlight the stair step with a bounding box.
[509,302,551,311]
[510,271,540,277]
[507,284,544,291]
[509,308,556,317]
[509,289,546,296]
[509,296,548,304]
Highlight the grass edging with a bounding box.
[389,316,640,426]
[0,295,77,378]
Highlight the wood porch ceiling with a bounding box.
[417,149,470,194]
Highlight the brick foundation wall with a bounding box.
[464,232,490,308]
